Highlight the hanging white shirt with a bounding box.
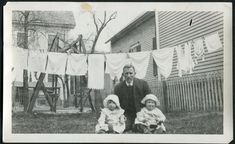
[66,54,87,76]
[176,43,195,77]
[88,54,104,89]
[46,52,68,75]
[193,38,205,63]
[28,50,47,73]
[12,67,24,82]
[205,32,223,53]
[128,51,151,79]
[184,42,195,74]
[175,45,183,77]
[105,53,128,80]
[152,48,174,79]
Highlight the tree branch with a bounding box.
[103,11,107,26]
[92,12,99,33]
[103,11,117,28]
[97,18,103,25]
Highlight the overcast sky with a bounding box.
[6,2,228,52]
[68,8,144,52]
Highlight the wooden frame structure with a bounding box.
[27,34,95,113]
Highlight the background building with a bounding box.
[106,11,224,112]
[12,11,76,109]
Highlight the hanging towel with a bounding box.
[88,54,104,89]
[105,53,128,80]
[12,68,24,82]
[176,43,195,77]
[205,32,223,53]
[28,50,47,73]
[13,48,28,70]
[46,52,68,75]
[128,51,151,79]
[193,38,205,63]
[66,54,88,76]
[152,48,174,79]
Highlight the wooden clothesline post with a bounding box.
[27,34,95,113]
[155,10,161,81]
[27,34,59,113]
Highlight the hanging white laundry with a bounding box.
[105,53,128,80]
[184,42,195,74]
[205,32,223,53]
[28,50,47,73]
[46,52,68,75]
[175,45,184,77]
[66,54,88,76]
[12,67,24,82]
[176,43,195,77]
[193,38,205,63]
[88,54,104,89]
[13,47,28,70]
[152,48,174,79]
[128,51,151,79]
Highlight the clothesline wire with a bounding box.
[14,31,221,59]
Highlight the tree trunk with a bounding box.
[94,89,103,118]
[75,76,79,108]
[23,11,29,112]
[64,74,70,107]
[23,70,29,112]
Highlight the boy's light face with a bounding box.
[107,100,117,111]
[146,99,156,111]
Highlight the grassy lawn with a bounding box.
[12,111,223,134]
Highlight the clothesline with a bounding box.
[12,32,223,90]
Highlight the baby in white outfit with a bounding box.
[95,94,126,134]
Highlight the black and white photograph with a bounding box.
[3,2,233,143]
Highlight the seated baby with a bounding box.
[134,94,166,134]
[95,94,126,134]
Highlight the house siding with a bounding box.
[109,11,224,112]
[111,15,158,89]
[12,12,75,108]
[158,11,224,79]
[111,11,223,85]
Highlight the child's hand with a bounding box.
[120,116,126,124]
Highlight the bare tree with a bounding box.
[89,11,117,116]
[90,11,117,54]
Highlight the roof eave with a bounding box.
[12,21,76,29]
[105,11,155,44]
